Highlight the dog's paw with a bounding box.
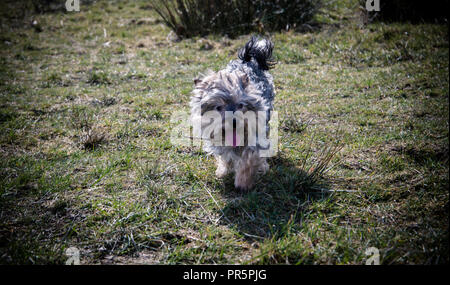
[215,156,229,178]
[215,166,228,178]
[234,172,254,191]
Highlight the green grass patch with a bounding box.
[0,0,447,264]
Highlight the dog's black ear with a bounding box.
[194,78,202,86]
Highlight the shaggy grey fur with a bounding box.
[190,36,276,190]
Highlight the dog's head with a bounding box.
[190,70,269,147]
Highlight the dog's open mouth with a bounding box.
[225,129,241,147]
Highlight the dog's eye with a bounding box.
[237,103,244,109]
[215,106,223,111]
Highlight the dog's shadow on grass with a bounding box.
[217,154,332,241]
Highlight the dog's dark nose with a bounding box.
[226,103,236,112]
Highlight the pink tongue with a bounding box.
[226,130,240,147]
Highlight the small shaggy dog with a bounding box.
[190,36,276,190]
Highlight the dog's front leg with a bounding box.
[234,150,260,190]
[215,155,230,178]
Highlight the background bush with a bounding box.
[362,0,449,23]
[150,0,321,37]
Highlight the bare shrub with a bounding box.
[150,0,321,37]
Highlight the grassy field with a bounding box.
[0,0,448,264]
